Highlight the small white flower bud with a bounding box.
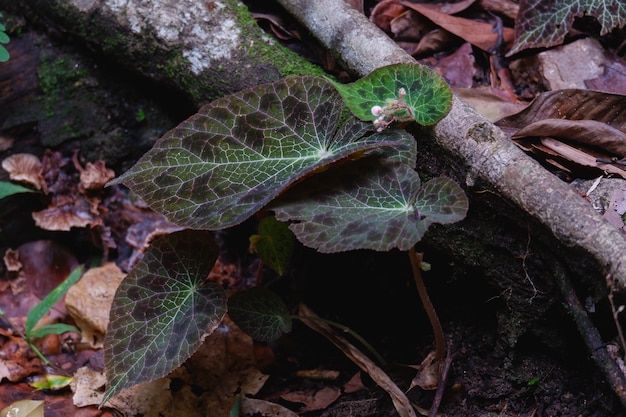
[371,105,383,116]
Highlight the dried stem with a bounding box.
[408,248,445,362]
[554,262,626,409]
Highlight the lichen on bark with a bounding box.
[2,0,327,107]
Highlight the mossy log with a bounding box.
[0,0,326,107]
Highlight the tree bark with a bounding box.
[0,0,326,107]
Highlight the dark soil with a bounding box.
[1,9,625,417]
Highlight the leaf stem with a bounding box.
[0,309,50,365]
[294,314,387,365]
[408,248,445,362]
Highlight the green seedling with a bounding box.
[0,12,10,63]
[0,266,83,365]
[0,181,38,199]
[102,63,466,404]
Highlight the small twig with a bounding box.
[408,248,445,362]
[294,314,387,365]
[519,226,538,303]
[553,262,626,409]
[298,303,417,417]
[428,342,454,417]
[606,273,626,363]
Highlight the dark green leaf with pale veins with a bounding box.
[228,287,292,342]
[272,158,468,253]
[510,0,626,55]
[102,230,226,404]
[111,77,406,230]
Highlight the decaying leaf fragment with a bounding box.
[0,400,44,417]
[1,153,45,191]
[75,158,115,192]
[65,263,126,349]
[32,203,97,231]
[496,89,626,179]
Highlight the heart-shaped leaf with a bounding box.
[272,158,468,253]
[228,287,292,342]
[111,77,408,230]
[331,63,452,126]
[249,216,295,276]
[102,230,226,404]
[415,177,469,226]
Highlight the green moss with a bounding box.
[227,0,329,79]
[38,55,90,116]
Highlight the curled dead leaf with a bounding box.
[65,263,126,349]
[409,350,440,391]
[32,205,96,231]
[3,248,21,272]
[78,160,115,191]
[512,119,626,157]
[1,154,44,191]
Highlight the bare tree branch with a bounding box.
[277,0,626,289]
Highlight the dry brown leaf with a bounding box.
[65,263,126,349]
[400,1,515,52]
[1,154,44,191]
[496,90,626,137]
[280,386,341,412]
[513,119,626,157]
[16,240,78,300]
[75,317,267,417]
[343,371,366,393]
[455,87,527,121]
[297,303,417,417]
[540,138,626,179]
[293,368,340,381]
[32,205,95,231]
[78,161,115,192]
[603,188,626,232]
[408,350,440,391]
[0,400,44,417]
[240,397,299,417]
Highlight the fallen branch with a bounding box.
[553,260,626,408]
[275,0,626,290]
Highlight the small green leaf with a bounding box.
[0,181,36,199]
[0,45,9,63]
[331,63,452,126]
[103,230,226,404]
[415,177,469,226]
[0,31,9,44]
[27,323,80,339]
[25,266,84,338]
[111,76,407,230]
[29,374,73,391]
[228,287,292,342]
[249,216,295,276]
